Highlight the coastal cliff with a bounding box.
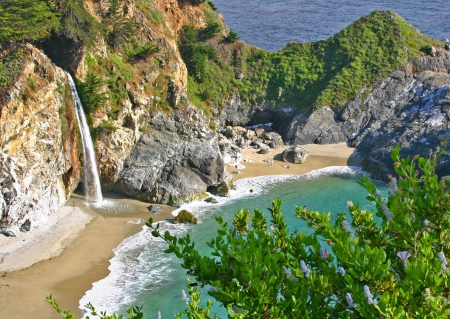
[1,0,449,235]
[0,42,82,236]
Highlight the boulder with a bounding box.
[258,144,271,154]
[282,146,310,164]
[205,197,218,204]
[147,205,161,213]
[113,109,232,206]
[264,132,284,149]
[173,210,198,224]
[255,127,265,138]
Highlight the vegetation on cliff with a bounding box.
[184,10,441,113]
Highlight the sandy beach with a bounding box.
[0,143,361,319]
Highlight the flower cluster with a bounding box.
[389,177,398,196]
[341,220,355,238]
[282,266,298,281]
[380,200,393,221]
[364,285,378,305]
[346,293,357,308]
[439,252,449,272]
[338,266,346,276]
[181,290,189,305]
[300,260,310,278]
[319,248,329,260]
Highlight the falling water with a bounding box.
[65,71,103,204]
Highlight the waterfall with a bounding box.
[65,71,103,204]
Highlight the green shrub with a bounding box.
[76,71,107,114]
[0,48,25,100]
[224,29,240,43]
[125,42,160,62]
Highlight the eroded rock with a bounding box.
[282,146,310,164]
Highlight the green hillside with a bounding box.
[185,10,441,113]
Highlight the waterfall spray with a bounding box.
[65,71,103,204]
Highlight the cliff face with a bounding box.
[0,43,82,236]
[283,51,450,180]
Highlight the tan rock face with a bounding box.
[0,43,82,235]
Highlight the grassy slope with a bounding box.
[186,10,441,115]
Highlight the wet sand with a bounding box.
[0,143,360,318]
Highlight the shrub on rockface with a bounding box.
[0,0,59,42]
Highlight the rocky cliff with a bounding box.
[0,42,82,236]
[283,51,450,180]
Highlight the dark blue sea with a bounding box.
[213,0,450,51]
[79,2,446,318]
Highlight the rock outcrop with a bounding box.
[112,108,232,206]
[282,146,310,164]
[173,210,197,224]
[0,43,82,235]
[356,71,450,180]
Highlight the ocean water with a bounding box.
[213,0,450,51]
[80,167,387,318]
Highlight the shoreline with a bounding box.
[0,143,361,318]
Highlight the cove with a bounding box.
[80,167,387,318]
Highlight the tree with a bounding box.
[224,29,239,43]
[58,0,103,47]
[149,145,450,318]
[0,0,59,42]
[76,71,108,114]
[104,0,138,51]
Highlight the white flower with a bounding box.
[181,290,189,305]
[339,266,346,276]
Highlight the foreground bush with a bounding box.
[149,145,450,318]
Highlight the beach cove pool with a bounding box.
[80,167,387,318]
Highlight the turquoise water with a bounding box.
[80,167,387,318]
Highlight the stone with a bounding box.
[282,146,310,164]
[264,132,284,149]
[20,219,31,232]
[205,197,218,203]
[258,144,271,154]
[173,210,198,224]
[147,205,161,214]
[263,158,274,167]
[428,46,437,56]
